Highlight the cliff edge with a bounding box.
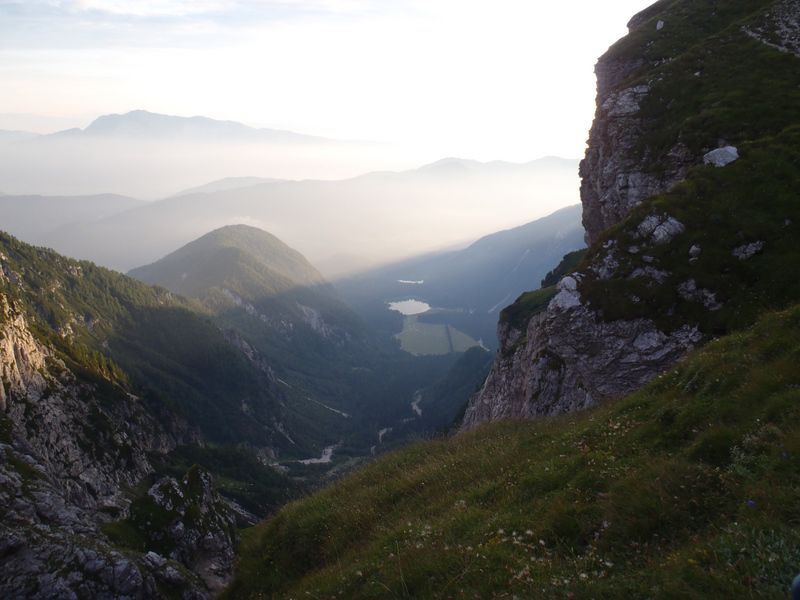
[464,0,800,428]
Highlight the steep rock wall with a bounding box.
[1,294,175,510]
[463,0,800,429]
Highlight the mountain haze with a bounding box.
[129,225,470,462]
[52,110,334,144]
[338,205,585,345]
[0,110,392,197]
[44,157,581,276]
[0,193,143,244]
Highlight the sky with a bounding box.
[0,0,654,161]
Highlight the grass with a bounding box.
[395,317,479,356]
[540,249,588,289]
[499,287,557,333]
[225,302,800,599]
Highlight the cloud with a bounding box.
[70,0,234,17]
[0,0,398,50]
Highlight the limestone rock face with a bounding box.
[704,146,739,167]
[579,73,694,245]
[462,282,701,429]
[0,295,48,412]
[1,294,176,511]
[462,3,722,430]
[0,292,211,598]
[132,468,238,593]
[0,438,208,599]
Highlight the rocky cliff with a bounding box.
[464,0,800,428]
[0,237,274,597]
[0,294,213,598]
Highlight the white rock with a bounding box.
[629,267,669,283]
[602,85,650,117]
[703,146,739,167]
[559,275,579,292]
[593,253,620,280]
[656,20,665,31]
[678,279,722,311]
[652,218,685,244]
[637,215,662,237]
[732,241,765,260]
[689,245,702,258]
[550,276,581,311]
[638,214,685,245]
[633,331,665,351]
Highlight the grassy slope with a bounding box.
[227,303,800,599]
[129,224,326,300]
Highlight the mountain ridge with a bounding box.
[129,224,327,299]
[42,156,580,275]
[48,109,335,144]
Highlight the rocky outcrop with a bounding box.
[462,276,701,428]
[579,73,694,245]
[0,295,48,413]
[0,437,207,599]
[0,294,175,512]
[0,293,213,597]
[743,0,800,57]
[463,0,785,429]
[127,467,238,593]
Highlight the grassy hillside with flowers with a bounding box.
[226,303,800,599]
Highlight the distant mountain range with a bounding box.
[25,156,579,275]
[173,176,278,197]
[0,193,143,242]
[0,129,38,143]
[47,110,335,144]
[0,110,377,197]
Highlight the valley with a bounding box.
[2,0,800,598]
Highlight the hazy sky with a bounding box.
[0,0,653,160]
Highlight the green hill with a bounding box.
[226,302,800,599]
[129,224,326,300]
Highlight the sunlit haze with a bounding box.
[0,0,654,276]
[2,0,651,159]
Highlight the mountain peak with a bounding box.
[129,224,326,300]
